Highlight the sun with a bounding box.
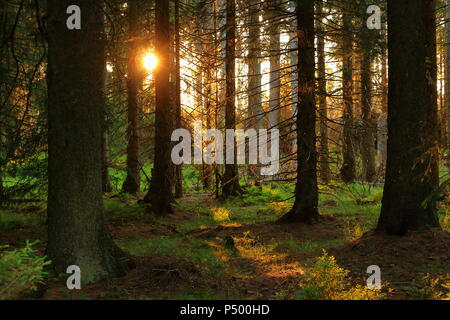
[143,53,158,71]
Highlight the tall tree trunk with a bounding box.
[377,49,388,168]
[214,0,222,198]
[0,1,12,195]
[102,67,112,193]
[340,1,356,183]
[360,27,376,183]
[201,2,215,191]
[247,0,264,129]
[222,0,242,198]
[0,3,7,196]
[218,0,227,125]
[446,0,450,170]
[378,0,440,235]
[279,0,319,224]
[144,0,174,214]
[174,0,183,198]
[439,36,446,148]
[247,0,263,184]
[194,9,210,190]
[122,0,142,194]
[267,0,281,130]
[46,0,126,285]
[288,0,298,152]
[317,0,331,183]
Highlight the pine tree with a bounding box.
[279,0,319,224]
[46,0,126,284]
[378,0,441,235]
[144,0,175,214]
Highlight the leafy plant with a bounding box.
[0,241,50,299]
[211,207,231,222]
[295,250,385,300]
[407,273,449,300]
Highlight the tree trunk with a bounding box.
[360,27,376,183]
[174,0,183,199]
[144,0,174,214]
[267,0,281,130]
[340,1,356,183]
[377,50,388,168]
[279,0,319,224]
[288,0,298,152]
[46,0,126,285]
[218,0,227,125]
[247,0,264,129]
[101,126,112,193]
[201,2,215,191]
[446,0,450,170]
[102,65,112,193]
[222,0,242,198]
[0,2,12,192]
[377,0,440,235]
[0,3,7,195]
[122,0,142,194]
[246,0,264,184]
[317,0,331,183]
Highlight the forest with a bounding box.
[0,0,449,302]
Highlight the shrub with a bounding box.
[0,241,50,299]
[407,273,449,300]
[211,207,231,223]
[295,250,385,300]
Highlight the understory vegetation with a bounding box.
[1,170,448,300]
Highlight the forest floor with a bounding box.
[1,183,449,300]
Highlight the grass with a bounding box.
[0,209,45,232]
[319,182,383,236]
[273,238,346,254]
[116,236,226,273]
[108,162,206,194]
[104,197,146,221]
[1,176,449,300]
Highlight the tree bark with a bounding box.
[340,1,356,183]
[377,50,388,168]
[278,0,319,224]
[144,0,174,214]
[174,0,183,198]
[46,0,126,285]
[102,63,112,193]
[201,2,215,191]
[266,0,281,130]
[247,0,264,129]
[288,0,298,152]
[222,0,242,198]
[317,0,331,183]
[0,2,7,195]
[446,0,450,170]
[122,0,142,194]
[360,25,376,183]
[377,0,440,235]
